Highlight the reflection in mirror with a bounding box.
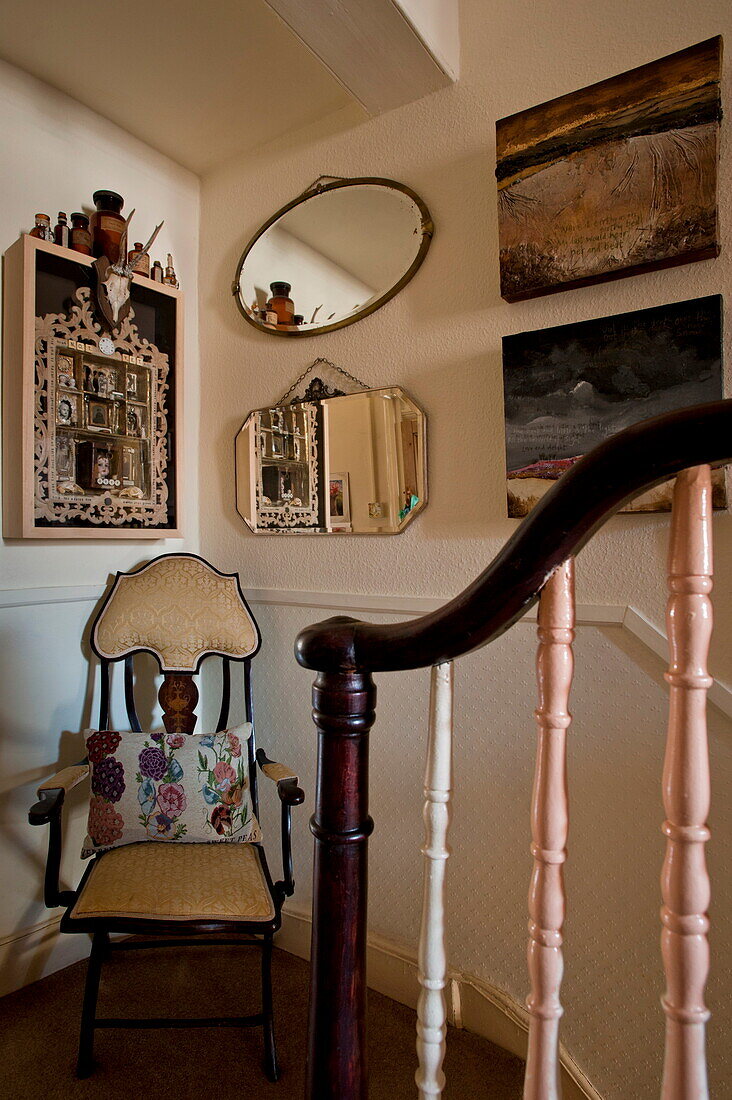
[234,178,432,337]
[236,388,426,534]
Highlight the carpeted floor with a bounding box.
[0,941,524,1098]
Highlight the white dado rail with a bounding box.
[2,584,730,720]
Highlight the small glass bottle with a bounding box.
[54,212,70,248]
[91,190,125,262]
[30,213,53,241]
[163,253,179,288]
[267,281,294,325]
[293,314,304,326]
[127,242,150,278]
[70,212,92,254]
[151,260,164,283]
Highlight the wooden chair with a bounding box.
[28,552,304,1081]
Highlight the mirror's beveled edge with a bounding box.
[233,386,428,535]
[232,176,434,339]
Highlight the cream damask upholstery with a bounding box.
[93,555,259,671]
[70,842,275,922]
[37,763,90,795]
[261,761,298,785]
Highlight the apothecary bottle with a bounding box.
[91,190,125,263]
[128,242,150,277]
[267,281,294,325]
[151,260,164,282]
[30,213,53,241]
[70,212,92,254]
[54,212,70,248]
[163,253,179,288]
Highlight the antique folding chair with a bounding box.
[28,552,304,1081]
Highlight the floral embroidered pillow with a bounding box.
[81,725,261,858]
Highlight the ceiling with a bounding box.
[0,0,360,175]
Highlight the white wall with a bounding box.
[198,2,732,1097]
[241,224,373,324]
[0,61,200,984]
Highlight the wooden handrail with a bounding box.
[298,398,732,1100]
[297,400,732,674]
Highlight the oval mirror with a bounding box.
[233,177,433,337]
[235,387,427,534]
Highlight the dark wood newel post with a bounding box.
[305,666,376,1100]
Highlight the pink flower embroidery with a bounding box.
[88,795,124,847]
[213,760,236,792]
[157,782,187,817]
[166,734,186,749]
[227,731,242,758]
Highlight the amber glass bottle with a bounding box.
[91,190,125,262]
[70,213,92,254]
[128,242,150,277]
[267,281,294,325]
[30,213,53,241]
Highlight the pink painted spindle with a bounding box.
[524,558,575,1100]
[661,465,713,1100]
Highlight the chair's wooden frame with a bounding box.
[28,552,304,1081]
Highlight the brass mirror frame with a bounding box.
[232,176,434,338]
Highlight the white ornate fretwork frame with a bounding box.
[34,286,174,530]
[255,403,319,530]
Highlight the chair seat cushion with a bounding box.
[81,725,261,858]
[69,842,275,923]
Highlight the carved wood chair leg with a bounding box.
[261,934,279,1082]
[76,932,106,1078]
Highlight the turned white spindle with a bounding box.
[524,558,575,1100]
[416,661,454,1100]
[660,466,713,1100]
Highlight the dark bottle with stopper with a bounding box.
[151,260,164,283]
[54,212,70,248]
[70,212,92,254]
[91,190,125,263]
[267,281,294,325]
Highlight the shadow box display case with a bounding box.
[2,235,183,538]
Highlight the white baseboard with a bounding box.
[276,902,604,1100]
[0,915,90,998]
[0,900,600,1098]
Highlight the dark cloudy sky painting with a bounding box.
[502,295,724,516]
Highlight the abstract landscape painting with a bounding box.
[496,37,721,301]
[503,296,724,516]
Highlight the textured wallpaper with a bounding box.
[198,1,732,1094]
[244,603,731,1100]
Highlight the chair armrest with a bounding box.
[28,761,88,909]
[256,748,304,900]
[256,749,304,806]
[29,763,89,825]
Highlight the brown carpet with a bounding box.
[0,941,524,1098]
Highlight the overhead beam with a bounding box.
[263,0,459,115]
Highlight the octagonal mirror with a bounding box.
[235,387,427,534]
[233,177,433,337]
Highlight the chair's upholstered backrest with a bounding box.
[92,555,260,671]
